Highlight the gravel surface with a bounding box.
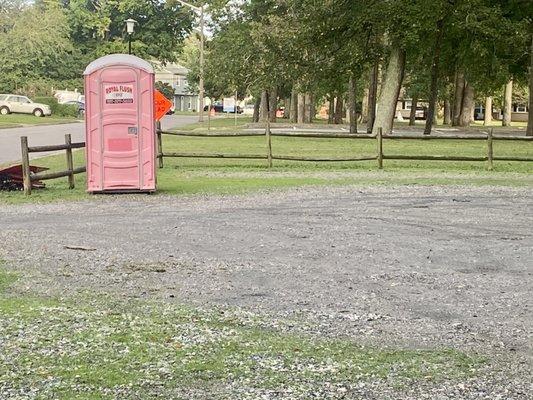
[1,185,532,398]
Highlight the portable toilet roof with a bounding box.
[83,54,154,76]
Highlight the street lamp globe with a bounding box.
[125,18,137,35]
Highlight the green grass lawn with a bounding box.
[395,119,528,130]
[180,116,529,132]
[0,114,80,126]
[1,133,531,204]
[0,267,485,398]
[178,115,253,131]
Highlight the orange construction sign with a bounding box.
[154,90,173,121]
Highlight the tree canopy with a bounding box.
[196,0,531,132]
[0,0,193,94]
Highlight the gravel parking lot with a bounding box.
[1,185,532,398]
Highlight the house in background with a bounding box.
[474,102,529,121]
[53,89,84,104]
[153,62,199,112]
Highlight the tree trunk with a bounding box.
[409,96,418,126]
[526,35,533,136]
[424,19,444,135]
[452,71,465,126]
[310,94,316,123]
[284,97,291,119]
[349,75,357,134]
[252,96,261,123]
[361,87,369,123]
[304,93,312,123]
[443,99,451,125]
[483,97,492,125]
[269,87,277,123]
[334,96,344,124]
[290,89,298,123]
[367,61,379,133]
[372,46,406,135]
[458,83,474,127]
[297,92,305,124]
[503,80,512,127]
[328,95,335,124]
[259,90,269,122]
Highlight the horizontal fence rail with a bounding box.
[21,134,86,195]
[157,126,533,170]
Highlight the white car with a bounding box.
[0,94,52,117]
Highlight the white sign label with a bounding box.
[223,97,235,113]
[105,84,134,104]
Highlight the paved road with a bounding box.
[0,114,198,165]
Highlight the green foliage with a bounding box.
[200,0,530,115]
[155,81,175,101]
[64,0,193,63]
[33,97,79,117]
[0,0,193,94]
[0,2,75,93]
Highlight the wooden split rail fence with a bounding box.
[156,126,533,170]
[21,134,86,195]
[18,127,532,195]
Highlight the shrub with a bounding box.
[33,97,79,118]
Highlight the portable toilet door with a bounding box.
[84,54,156,193]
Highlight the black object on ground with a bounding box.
[0,164,48,191]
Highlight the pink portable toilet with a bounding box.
[84,54,156,193]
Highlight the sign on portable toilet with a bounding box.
[84,54,156,193]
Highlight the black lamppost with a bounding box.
[125,19,137,55]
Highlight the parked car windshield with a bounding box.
[0,95,7,101]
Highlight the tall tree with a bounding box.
[526,33,533,136]
[0,2,74,93]
[373,45,405,134]
[503,80,513,126]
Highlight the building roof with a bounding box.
[153,61,189,76]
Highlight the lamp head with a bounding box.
[125,19,137,35]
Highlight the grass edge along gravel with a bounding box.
[0,266,486,398]
[1,132,532,205]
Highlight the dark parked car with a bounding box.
[204,104,243,114]
[64,100,85,117]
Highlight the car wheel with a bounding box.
[0,106,10,115]
[33,108,43,117]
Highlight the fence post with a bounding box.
[487,128,493,171]
[156,121,163,168]
[266,118,273,168]
[65,134,75,189]
[20,136,31,195]
[377,127,383,169]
